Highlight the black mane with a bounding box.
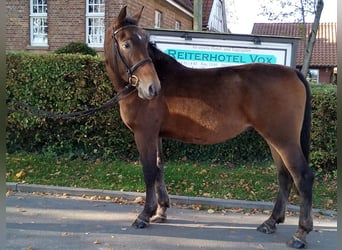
[148,42,181,66]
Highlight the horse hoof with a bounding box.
[132,218,149,229]
[287,236,307,249]
[257,223,276,234]
[151,214,167,223]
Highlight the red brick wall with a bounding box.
[6,0,30,51]
[123,0,193,30]
[319,68,334,84]
[48,0,86,50]
[6,0,193,53]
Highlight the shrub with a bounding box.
[6,52,134,160]
[310,84,337,172]
[6,52,337,172]
[54,42,97,56]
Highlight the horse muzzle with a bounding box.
[136,79,161,100]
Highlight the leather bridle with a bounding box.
[112,25,152,87]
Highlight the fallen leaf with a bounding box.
[257,243,265,249]
[93,239,101,244]
[134,196,144,204]
[207,209,215,214]
[6,190,14,197]
[15,170,25,179]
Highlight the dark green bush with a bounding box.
[310,84,337,172]
[6,52,135,160]
[6,52,336,172]
[54,42,97,56]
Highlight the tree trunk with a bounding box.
[301,0,324,78]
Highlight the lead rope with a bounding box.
[7,84,136,119]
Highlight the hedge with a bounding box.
[6,52,337,172]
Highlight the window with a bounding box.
[86,0,105,47]
[175,21,181,30]
[30,0,48,46]
[155,10,162,28]
[307,69,319,83]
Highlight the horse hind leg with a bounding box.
[284,148,314,249]
[260,142,314,249]
[257,144,293,234]
[151,139,170,223]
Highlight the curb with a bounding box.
[6,182,336,217]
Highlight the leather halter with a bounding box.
[112,25,152,87]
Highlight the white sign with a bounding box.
[149,31,297,68]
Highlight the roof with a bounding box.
[174,0,194,12]
[252,22,336,67]
[202,0,213,27]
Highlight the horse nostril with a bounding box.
[149,84,156,97]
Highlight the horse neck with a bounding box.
[106,43,128,92]
[149,44,185,72]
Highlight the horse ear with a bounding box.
[133,6,144,24]
[117,5,127,23]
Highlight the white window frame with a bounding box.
[86,0,105,48]
[155,10,162,28]
[30,0,48,46]
[175,20,181,30]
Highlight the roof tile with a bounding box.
[252,22,336,67]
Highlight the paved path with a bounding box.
[6,185,337,250]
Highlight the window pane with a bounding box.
[31,0,48,45]
[32,17,48,44]
[32,0,47,14]
[86,0,105,46]
[87,17,104,45]
[88,0,104,13]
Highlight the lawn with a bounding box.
[6,153,337,211]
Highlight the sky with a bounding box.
[229,0,337,34]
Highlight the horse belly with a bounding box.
[161,100,249,144]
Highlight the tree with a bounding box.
[259,0,324,78]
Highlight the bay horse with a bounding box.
[104,6,313,249]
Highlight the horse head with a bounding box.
[105,6,160,100]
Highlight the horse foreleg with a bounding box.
[258,145,293,234]
[151,139,170,223]
[132,135,158,229]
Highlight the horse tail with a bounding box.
[296,70,311,162]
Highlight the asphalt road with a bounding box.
[6,188,336,250]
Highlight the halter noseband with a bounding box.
[112,25,152,87]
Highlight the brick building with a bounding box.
[6,0,228,54]
[6,0,194,53]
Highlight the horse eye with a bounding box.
[122,42,131,49]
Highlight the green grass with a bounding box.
[6,152,337,211]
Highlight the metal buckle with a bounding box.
[129,75,139,87]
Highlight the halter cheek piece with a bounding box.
[112,25,152,87]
